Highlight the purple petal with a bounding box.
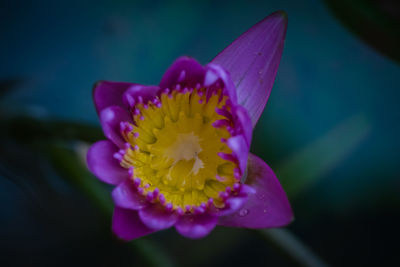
[138,205,179,230]
[212,11,288,127]
[175,214,218,239]
[233,105,253,146]
[212,184,255,216]
[93,80,135,114]
[112,207,155,241]
[122,85,160,108]
[226,135,249,177]
[100,105,131,148]
[86,140,129,185]
[204,63,237,103]
[218,153,293,228]
[112,179,148,210]
[159,56,205,90]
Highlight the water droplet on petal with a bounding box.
[263,209,267,213]
[239,209,249,217]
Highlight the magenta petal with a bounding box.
[218,153,293,228]
[213,184,255,216]
[212,11,287,127]
[87,140,129,185]
[175,214,218,239]
[112,207,155,241]
[233,105,253,146]
[138,205,179,230]
[93,81,135,114]
[204,63,238,103]
[112,179,148,210]
[159,56,205,89]
[100,105,131,148]
[122,85,160,108]
[227,135,249,177]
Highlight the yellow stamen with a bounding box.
[121,89,238,211]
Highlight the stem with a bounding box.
[259,228,329,267]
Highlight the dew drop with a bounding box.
[239,209,249,217]
[263,209,267,213]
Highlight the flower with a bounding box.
[87,11,293,240]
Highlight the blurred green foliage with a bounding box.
[0,109,369,266]
[277,113,371,198]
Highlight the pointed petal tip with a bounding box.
[218,154,293,229]
[211,11,288,127]
[272,10,288,20]
[263,10,288,35]
[92,80,102,92]
[92,80,104,93]
[255,10,288,29]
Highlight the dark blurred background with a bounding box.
[0,0,399,266]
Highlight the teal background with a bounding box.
[0,0,399,266]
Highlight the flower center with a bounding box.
[118,88,239,211]
[164,132,204,175]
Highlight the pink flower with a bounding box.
[87,11,293,240]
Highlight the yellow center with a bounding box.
[120,88,238,211]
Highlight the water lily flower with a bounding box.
[87,11,293,240]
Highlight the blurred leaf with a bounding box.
[0,113,333,266]
[0,112,176,266]
[0,138,114,247]
[44,142,176,267]
[0,139,62,212]
[0,163,44,209]
[0,114,104,143]
[325,0,400,63]
[45,143,113,215]
[132,239,176,267]
[277,113,371,197]
[0,114,104,214]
